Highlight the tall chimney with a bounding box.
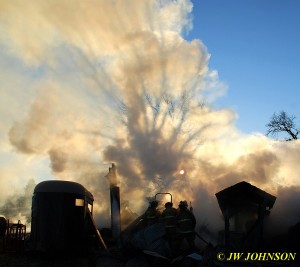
[108,163,121,241]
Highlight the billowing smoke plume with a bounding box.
[0,0,299,241]
[0,179,36,223]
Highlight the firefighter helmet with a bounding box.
[179,200,188,209]
[150,200,158,208]
[164,202,173,208]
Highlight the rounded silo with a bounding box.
[30,180,94,252]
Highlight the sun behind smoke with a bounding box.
[0,0,299,237]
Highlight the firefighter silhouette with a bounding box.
[143,200,161,226]
[176,200,196,250]
[161,202,178,251]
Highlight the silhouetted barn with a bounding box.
[30,180,95,252]
[216,181,276,250]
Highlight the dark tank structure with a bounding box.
[30,180,106,253]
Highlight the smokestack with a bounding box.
[108,163,121,241]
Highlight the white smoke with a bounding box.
[0,0,299,240]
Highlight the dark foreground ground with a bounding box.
[0,253,94,267]
[2,251,300,267]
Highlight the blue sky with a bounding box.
[188,0,300,134]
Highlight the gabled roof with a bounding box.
[215,181,276,218]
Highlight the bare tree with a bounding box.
[266,111,299,141]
